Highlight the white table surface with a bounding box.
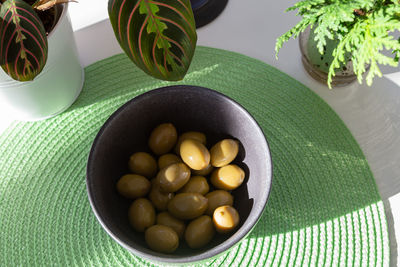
[2,0,400,265]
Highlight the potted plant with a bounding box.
[275,0,400,88]
[107,0,197,81]
[0,0,83,121]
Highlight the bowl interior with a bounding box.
[87,85,272,263]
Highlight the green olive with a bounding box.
[205,190,234,216]
[213,205,240,234]
[148,123,178,155]
[210,139,239,167]
[192,163,214,176]
[167,193,208,220]
[210,164,245,190]
[185,215,215,249]
[180,139,210,170]
[156,212,186,239]
[116,174,151,199]
[175,131,206,155]
[158,154,182,170]
[128,152,158,178]
[128,198,155,232]
[178,176,209,195]
[157,163,191,192]
[145,225,179,253]
[148,179,174,211]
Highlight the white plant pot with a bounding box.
[0,4,84,121]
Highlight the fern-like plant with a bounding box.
[276,0,400,88]
[108,0,197,81]
[0,0,74,82]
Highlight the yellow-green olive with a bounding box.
[157,163,191,193]
[145,225,179,253]
[178,176,209,195]
[156,212,186,239]
[180,139,210,170]
[192,163,214,176]
[128,152,158,178]
[167,193,208,220]
[185,215,215,249]
[148,123,178,155]
[210,164,245,190]
[213,205,240,234]
[116,174,151,199]
[148,179,174,211]
[210,139,239,167]
[128,198,155,232]
[205,190,234,216]
[158,154,182,170]
[175,131,206,155]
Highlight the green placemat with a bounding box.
[0,46,389,266]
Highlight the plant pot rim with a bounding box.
[47,3,68,39]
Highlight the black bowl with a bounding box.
[86,85,272,264]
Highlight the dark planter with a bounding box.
[190,0,228,28]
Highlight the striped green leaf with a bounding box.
[108,0,197,81]
[0,0,48,82]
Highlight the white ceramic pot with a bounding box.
[0,4,84,121]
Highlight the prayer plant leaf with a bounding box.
[0,0,48,81]
[108,0,197,81]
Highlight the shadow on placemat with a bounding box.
[71,50,381,234]
[0,47,387,266]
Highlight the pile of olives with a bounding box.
[116,123,245,253]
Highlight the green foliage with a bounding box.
[108,0,197,81]
[0,0,48,81]
[0,0,73,82]
[276,0,400,87]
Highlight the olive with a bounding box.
[192,163,214,176]
[175,131,206,155]
[210,164,245,190]
[148,179,174,211]
[210,139,239,167]
[205,190,234,216]
[156,212,186,239]
[158,153,182,170]
[157,163,191,193]
[167,193,208,220]
[128,152,158,178]
[148,123,178,155]
[185,215,215,249]
[128,198,155,232]
[116,174,151,199]
[213,205,240,234]
[145,225,179,253]
[180,139,210,170]
[178,176,209,195]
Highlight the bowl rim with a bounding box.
[86,85,273,264]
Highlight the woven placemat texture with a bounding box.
[0,46,389,266]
